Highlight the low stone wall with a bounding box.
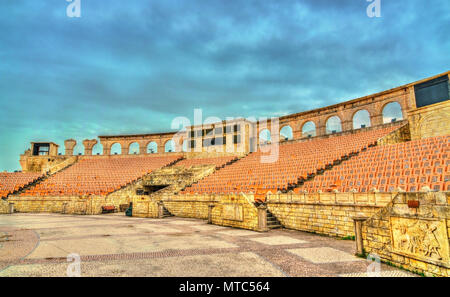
[3,193,131,215]
[159,193,261,231]
[361,192,450,277]
[163,194,218,219]
[211,193,259,230]
[267,192,393,237]
[0,199,8,214]
[132,198,159,218]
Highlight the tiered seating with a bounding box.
[297,135,449,193]
[181,125,399,195]
[0,172,43,198]
[21,155,181,196]
[176,156,238,169]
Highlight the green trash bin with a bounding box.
[125,203,132,217]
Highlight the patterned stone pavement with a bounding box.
[0,213,416,277]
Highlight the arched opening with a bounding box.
[280,126,293,141]
[259,129,271,144]
[73,143,84,156]
[302,121,316,138]
[182,140,188,152]
[57,142,65,156]
[128,142,139,155]
[382,102,403,124]
[110,143,121,155]
[92,142,103,155]
[326,116,342,134]
[353,109,371,129]
[147,142,157,154]
[165,140,175,152]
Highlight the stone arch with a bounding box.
[325,116,342,134]
[279,125,293,141]
[301,121,316,137]
[259,129,271,144]
[382,101,403,124]
[352,109,371,129]
[147,142,158,154]
[110,143,122,155]
[73,142,84,156]
[165,140,175,152]
[128,142,140,155]
[92,142,103,155]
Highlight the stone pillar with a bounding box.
[62,202,68,214]
[208,203,215,224]
[257,204,268,232]
[371,113,384,126]
[101,141,111,155]
[64,139,77,156]
[157,201,164,219]
[82,139,98,156]
[353,216,368,256]
[8,203,14,214]
[341,120,352,132]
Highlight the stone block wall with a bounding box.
[211,193,259,230]
[132,198,159,218]
[0,199,8,214]
[408,100,450,140]
[163,194,218,219]
[3,194,131,215]
[361,192,450,277]
[377,122,411,145]
[267,192,393,237]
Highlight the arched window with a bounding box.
[353,110,371,129]
[165,140,175,152]
[128,142,139,155]
[57,143,65,156]
[326,116,342,134]
[147,142,157,154]
[280,126,293,141]
[73,143,84,156]
[92,142,103,155]
[382,102,403,124]
[110,143,121,155]
[302,121,316,137]
[259,129,271,144]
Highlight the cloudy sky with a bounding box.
[0,0,449,171]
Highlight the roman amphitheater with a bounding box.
[1,71,449,277]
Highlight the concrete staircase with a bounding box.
[142,165,217,199]
[267,209,282,229]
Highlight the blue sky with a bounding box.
[0,0,449,171]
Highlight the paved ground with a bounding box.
[0,213,415,277]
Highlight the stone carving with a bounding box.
[391,217,449,266]
[223,204,244,221]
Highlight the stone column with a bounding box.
[64,139,77,156]
[353,216,368,256]
[208,203,215,224]
[371,113,384,126]
[8,203,14,214]
[257,204,268,232]
[82,139,98,156]
[62,202,68,214]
